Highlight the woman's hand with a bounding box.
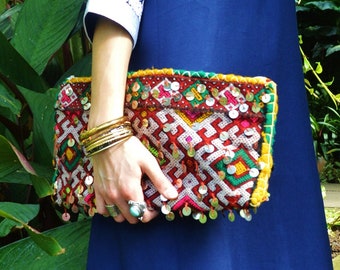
[91,136,178,223]
[88,18,174,223]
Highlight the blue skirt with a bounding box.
[87,1,333,269]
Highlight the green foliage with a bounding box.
[0,219,90,270]
[325,207,340,232]
[0,0,91,259]
[11,0,84,75]
[297,0,340,183]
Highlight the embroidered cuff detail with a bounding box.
[84,0,144,48]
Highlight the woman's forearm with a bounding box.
[89,17,133,129]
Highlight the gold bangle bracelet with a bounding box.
[86,135,133,157]
[80,116,128,141]
[84,128,133,152]
[81,121,132,147]
[84,127,133,149]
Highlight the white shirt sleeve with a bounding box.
[84,0,144,47]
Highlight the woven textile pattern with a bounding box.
[53,68,278,222]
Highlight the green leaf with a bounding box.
[0,31,47,92]
[315,61,323,74]
[326,44,340,57]
[0,202,39,237]
[0,0,6,13]
[17,86,57,164]
[303,57,311,73]
[30,174,54,198]
[0,135,22,178]
[0,82,21,116]
[55,53,92,86]
[306,1,340,11]
[323,77,334,87]
[0,169,31,185]
[0,204,65,256]
[0,135,53,197]
[335,94,340,103]
[11,0,84,75]
[0,4,22,39]
[26,229,65,257]
[6,135,37,175]
[304,78,312,87]
[0,219,90,269]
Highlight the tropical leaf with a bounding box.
[0,135,22,178]
[306,1,340,11]
[0,0,6,14]
[17,86,58,165]
[0,169,31,185]
[0,4,22,39]
[0,135,53,197]
[0,202,39,237]
[0,82,21,116]
[0,32,47,92]
[326,44,340,56]
[11,0,84,75]
[0,203,64,256]
[30,174,54,198]
[0,219,90,269]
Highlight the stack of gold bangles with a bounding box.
[80,116,133,157]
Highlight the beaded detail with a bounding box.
[53,68,278,222]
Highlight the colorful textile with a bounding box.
[53,68,278,222]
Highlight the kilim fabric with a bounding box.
[53,68,278,222]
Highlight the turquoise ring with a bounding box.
[128,200,146,218]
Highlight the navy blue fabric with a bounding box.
[87,1,333,269]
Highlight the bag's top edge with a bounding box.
[64,68,276,91]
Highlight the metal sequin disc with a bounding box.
[68,138,75,147]
[197,84,206,93]
[85,175,94,186]
[229,110,239,119]
[166,212,175,221]
[62,212,71,221]
[239,103,249,113]
[227,165,236,175]
[182,206,192,216]
[199,185,208,195]
[261,93,271,103]
[199,214,207,224]
[80,97,88,104]
[204,144,214,153]
[206,97,215,106]
[246,92,254,101]
[219,131,229,141]
[209,209,218,220]
[171,81,180,91]
[187,148,196,157]
[161,204,171,215]
[185,91,195,101]
[249,168,260,177]
[83,102,91,110]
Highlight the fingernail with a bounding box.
[164,187,178,199]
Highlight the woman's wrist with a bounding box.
[89,17,132,128]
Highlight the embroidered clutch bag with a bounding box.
[53,68,278,223]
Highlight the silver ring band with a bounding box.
[105,204,120,217]
[128,200,146,218]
